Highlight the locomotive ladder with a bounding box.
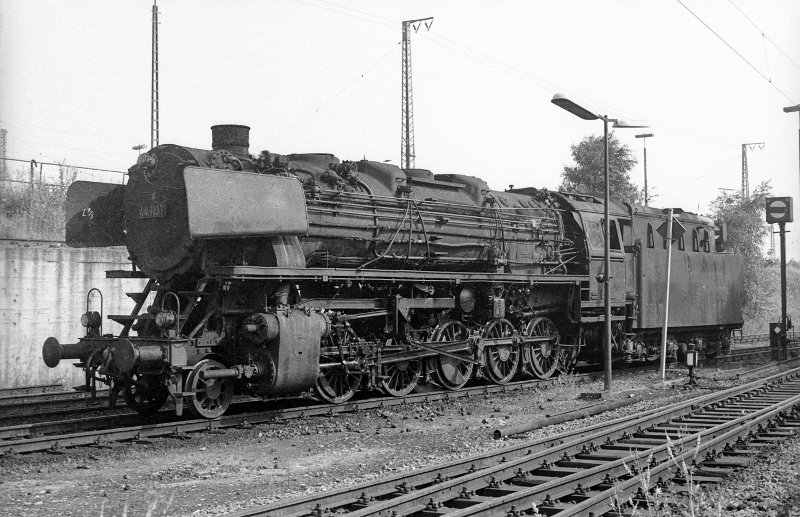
[105,276,212,337]
[106,278,156,337]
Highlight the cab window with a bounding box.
[609,220,621,250]
[583,215,623,254]
[586,220,604,251]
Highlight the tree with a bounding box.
[708,181,771,258]
[707,181,773,327]
[559,132,641,204]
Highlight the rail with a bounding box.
[237,366,800,517]
[0,373,601,455]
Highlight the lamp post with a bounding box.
[132,144,147,155]
[551,94,649,391]
[635,133,654,206]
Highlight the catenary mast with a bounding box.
[401,17,432,170]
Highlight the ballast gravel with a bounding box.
[0,362,796,517]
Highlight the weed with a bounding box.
[92,490,174,517]
[611,430,718,516]
[0,163,76,240]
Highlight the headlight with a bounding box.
[80,311,102,329]
[155,310,177,329]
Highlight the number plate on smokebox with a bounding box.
[139,203,167,219]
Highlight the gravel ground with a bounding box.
[0,363,795,517]
[691,434,800,516]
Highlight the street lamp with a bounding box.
[132,144,148,155]
[635,133,654,206]
[552,93,649,392]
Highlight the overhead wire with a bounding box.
[0,157,127,175]
[674,0,795,104]
[727,0,800,74]
[310,0,398,25]
[8,135,135,162]
[310,43,398,115]
[293,0,396,30]
[298,0,760,156]
[4,0,792,189]
[279,41,399,138]
[660,156,740,196]
[0,119,143,144]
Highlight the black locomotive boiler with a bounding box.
[42,125,744,418]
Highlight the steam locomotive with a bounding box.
[42,125,744,418]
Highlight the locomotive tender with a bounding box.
[42,125,744,418]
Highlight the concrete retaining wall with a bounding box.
[0,243,148,389]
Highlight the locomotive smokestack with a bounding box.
[211,124,250,156]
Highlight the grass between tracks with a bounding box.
[92,490,174,517]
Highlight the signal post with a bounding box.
[766,197,793,360]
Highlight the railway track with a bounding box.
[0,389,111,423]
[3,349,799,455]
[0,372,605,455]
[5,341,788,425]
[230,365,800,517]
[721,344,800,361]
[0,334,788,423]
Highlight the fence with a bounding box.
[0,157,127,242]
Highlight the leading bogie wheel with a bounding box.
[429,319,474,391]
[483,319,520,385]
[522,317,562,379]
[380,359,422,397]
[122,372,168,416]
[184,358,234,419]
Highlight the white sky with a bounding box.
[1,0,798,258]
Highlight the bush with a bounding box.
[743,259,800,334]
[0,164,77,241]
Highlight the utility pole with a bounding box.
[741,141,764,201]
[401,17,433,170]
[151,0,159,150]
[635,133,654,206]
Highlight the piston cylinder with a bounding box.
[112,340,166,373]
[244,310,330,394]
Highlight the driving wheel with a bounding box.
[522,317,562,379]
[380,359,422,397]
[429,319,473,390]
[483,319,520,384]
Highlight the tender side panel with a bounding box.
[637,240,744,329]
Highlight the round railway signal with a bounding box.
[765,197,793,224]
